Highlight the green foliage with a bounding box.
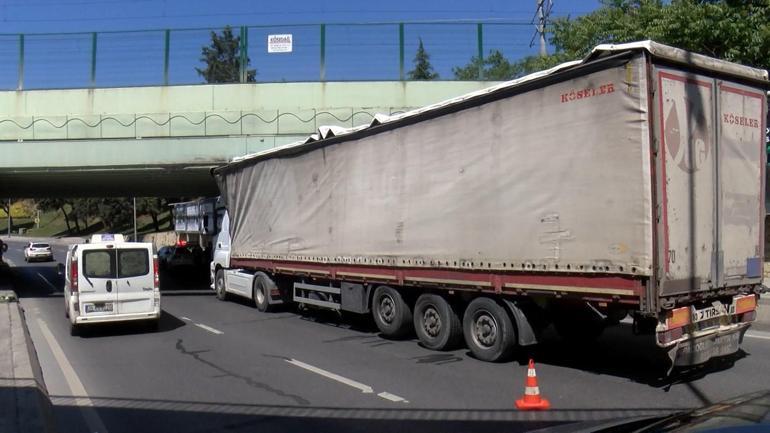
[453,1,770,81]
[196,26,257,83]
[453,50,519,80]
[548,0,770,71]
[407,38,439,80]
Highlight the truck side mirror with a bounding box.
[56,263,65,276]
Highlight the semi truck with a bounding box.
[210,41,767,366]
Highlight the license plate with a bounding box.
[85,303,113,313]
[690,303,730,323]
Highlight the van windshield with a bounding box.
[82,249,149,278]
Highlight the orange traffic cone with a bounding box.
[515,359,550,410]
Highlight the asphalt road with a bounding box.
[4,238,770,433]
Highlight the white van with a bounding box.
[61,234,160,335]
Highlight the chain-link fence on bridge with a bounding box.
[0,21,538,89]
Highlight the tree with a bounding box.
[407,38,439,80]
[196,26,257,83]
[453,50,520,81]
[37,198,75,233]
[137,197,166,232]
[547,0,770,71]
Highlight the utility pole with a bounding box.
[532,0,553,57]
[133,197,138,242]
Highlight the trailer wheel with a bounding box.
[253,274,275,313]
[413,293,463,351]
[215,269,228,301]
[372,286,412,338]
[463,297,516,362]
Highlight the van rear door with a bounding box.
[115,246,155,314]
[79,248,118,317]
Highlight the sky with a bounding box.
[0,0,603,88]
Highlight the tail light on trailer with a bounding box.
[734,294,757,315]
[665,306,691,329]
[153,256,159,289]
[70,259,78,292]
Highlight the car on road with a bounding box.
[23,242,53,262]
[157,243,203,270]
[60,233,160,335]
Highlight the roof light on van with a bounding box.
[90,234,126,243]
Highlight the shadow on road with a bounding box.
[512,323,747,389]
[74,310,186,338]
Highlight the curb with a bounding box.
[0,284,56,433]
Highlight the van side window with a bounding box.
[83,250,116,278]
[118,249,149,278]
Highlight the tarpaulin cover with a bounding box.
[215,54,655,275]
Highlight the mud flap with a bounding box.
[501,299,538,346]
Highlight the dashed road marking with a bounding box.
[745,330,770,340]
[286,358,373,394]
[37,272,58,291]
[180,316,191,321]
[377,392,409,403]
[37,319,110,433]
[285,358,409,403]
[195,323,224,335]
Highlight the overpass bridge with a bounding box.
[0,81,495,198]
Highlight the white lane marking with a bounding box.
[4,257,16,267]
[745,330,770,340]
[195,323,224,335]
[377,392,409,403]
[37,272,58,291]
[180,316,191,321]
[286,359,374,394]
[37,319,110,433]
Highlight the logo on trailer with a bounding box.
[664,97,711,173]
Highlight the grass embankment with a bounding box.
[0,209,172,238]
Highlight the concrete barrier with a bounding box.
[0,287,55,433]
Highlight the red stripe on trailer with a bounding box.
[229,258,645,298]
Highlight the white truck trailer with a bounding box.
[210,41,767,365]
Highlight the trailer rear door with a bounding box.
[656,67,765,296]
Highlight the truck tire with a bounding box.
[372,286,412,339]
[215,269,228,301]
[463,297,516,362]
[253,274,275,313]
[413,293,463,351]
[69,322,79,337]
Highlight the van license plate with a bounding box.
[86,303,113,313]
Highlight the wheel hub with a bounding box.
[422,307,441,337]
[379,295,395,324]
[472,312,498,348]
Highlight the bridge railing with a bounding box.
[0,21,534,90]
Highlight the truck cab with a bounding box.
[62,234,160,335]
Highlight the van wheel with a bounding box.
[64,303,69,319]
[463,297,516,362]
[215,270,228,301]
[413,293,463,351]
[69,322,79,337]
[253,274,275,313]
[372,286,412,339]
